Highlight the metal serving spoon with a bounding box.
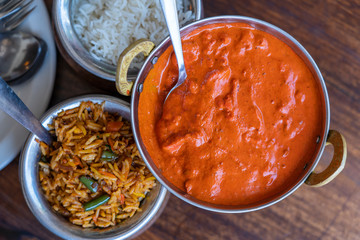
[160,0,187,103]
[0,76,52,145]
[0,31,47,83]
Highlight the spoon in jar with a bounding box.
[0,76,52,145]
[160,0,187,103]
[0,31,47,84]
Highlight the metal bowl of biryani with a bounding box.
[20,95,168,240]
[53,0,203,90]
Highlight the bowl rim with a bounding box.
[19,94,168,239]
[52,0,204,82]
[130,15,331,213]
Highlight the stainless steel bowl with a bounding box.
[20,95,168,240]
[53,0,203,87]
[116,16,346,213]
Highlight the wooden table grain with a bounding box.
[1,0,359,239]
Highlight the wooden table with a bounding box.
[1,0,359,239]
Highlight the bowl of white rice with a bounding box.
[53,0,203,89]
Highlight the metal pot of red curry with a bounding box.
[115,16,346,213]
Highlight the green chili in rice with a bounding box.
[38,101,156,228]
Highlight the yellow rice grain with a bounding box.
[38,101,156,228]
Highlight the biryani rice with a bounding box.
[38,101,156,228]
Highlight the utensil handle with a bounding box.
[160,0,187,84]
[0,77,52,145]
[305,130,346,187]
[116,39,154,96]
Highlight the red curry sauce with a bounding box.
[138,23,324,205]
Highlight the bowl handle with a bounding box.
[305,130,347,187]
[116,39,155,96]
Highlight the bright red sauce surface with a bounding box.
[139,23,324,205]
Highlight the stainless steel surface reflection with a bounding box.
[0,31,47,83]
[20,95,168,240]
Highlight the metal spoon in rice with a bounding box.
[0,77,52,145]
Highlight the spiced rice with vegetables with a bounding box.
[38,101,156,228]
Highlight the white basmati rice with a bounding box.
[73,0,195,69]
